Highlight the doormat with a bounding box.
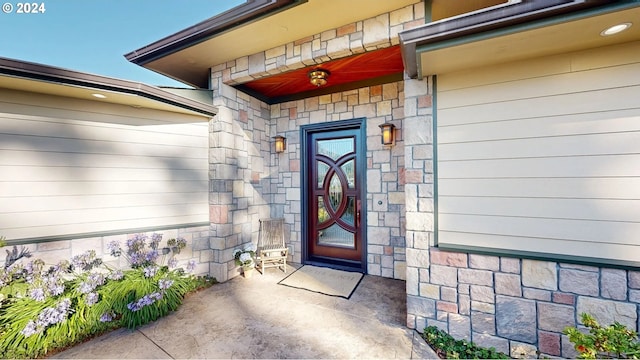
[278,265,364,299]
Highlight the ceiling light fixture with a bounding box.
[600,22,632,36]
[308,68,330,87]
[92,93,107,98]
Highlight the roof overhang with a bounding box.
[400,0,640,78]
[125,0,419,89]
[238,45,405,104]
[0,57,217,121]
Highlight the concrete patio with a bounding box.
[51,264,438,359]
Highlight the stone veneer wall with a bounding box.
[221,3,425,86]
[207,79,272,282]
[208,1,425,280]
[411,249,640,359]
[270,83,406,278]
[403,72,436,324]
[0,225,212,276]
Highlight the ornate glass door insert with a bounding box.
[307,126,363,264]
[315,138,357,248]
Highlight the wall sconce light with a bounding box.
[308,68,330,87]
[378,122,396,146]
[274,135,286,153]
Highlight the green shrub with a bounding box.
[0,233,215,359]
[422,325,510,359]
[564,313,640,359]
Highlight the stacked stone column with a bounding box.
[403,76,436,330]
[208,71,271,282]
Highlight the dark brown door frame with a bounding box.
[300,118,367,272]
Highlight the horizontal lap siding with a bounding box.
[440,178,640,199]
[437,41,640,264]
[0,103,210,240]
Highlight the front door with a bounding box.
[302,119,366,271]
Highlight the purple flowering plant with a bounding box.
[92,233,200,329]
[2,257,71,303]
[0,233,208,359]
[107,233,187,270]
[20,298,72,337]
[0,249,116,355]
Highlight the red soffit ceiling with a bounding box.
[238,45,404,104]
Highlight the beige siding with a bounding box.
[0,93,210,240]
[437,41,640,264]
[0,88,209,125]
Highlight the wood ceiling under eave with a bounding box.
[132,0,419,90]
[237,45,405,104]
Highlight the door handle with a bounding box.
[356,200,361,227]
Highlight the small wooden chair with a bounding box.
[257,218,288,274]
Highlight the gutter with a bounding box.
[0,57,217,117]
[124,0,304,66]
[399,0,624,79]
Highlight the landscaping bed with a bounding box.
[422,326,510,359]
[0,234,215,359]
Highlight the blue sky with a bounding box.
[0,0,245,87]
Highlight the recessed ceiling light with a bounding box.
[91,93,107,98]
[600,22,632,36]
